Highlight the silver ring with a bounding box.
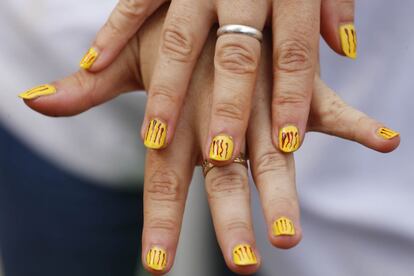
[217,24,263,42]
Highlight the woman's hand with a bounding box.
[19,6,398,275]
[80,0,358,161]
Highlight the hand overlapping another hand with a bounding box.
[79,0,359,163]
[20,5,399,275]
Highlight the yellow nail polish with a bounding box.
[233,244,258,266]
[377,127,400,140]
[80,47,99,69]
[209,134,234,161]
[279,125,300,153]
[146,246,167,271]
[339,23,357,59]
[18,84,57,100]
[144,119,167,149]
[273,217,295,236]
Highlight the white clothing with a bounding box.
[0,0,146,187]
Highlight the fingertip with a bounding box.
[371,127,401,153]
[225,244,261,275]
[268,217,302,250]
[142,245,173,275]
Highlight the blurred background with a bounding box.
[0,0,412,276]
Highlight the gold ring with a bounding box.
[202,153,248,177]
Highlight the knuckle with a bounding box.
[73,71,98,107]
[147,217,178,232]
[225,220,251,232]
[118,0,147,20]
[275,39,313,74]
[149,85,181,106]
[213,101,245,122]
[272,90,308,108]
[215,42,258,75]
[268,196,297,212]
[254,151,289,180]
[146,168,181,202]
[207,170,247,200]
[161,20,195,62]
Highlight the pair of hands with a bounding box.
[81,0,357,160]
[20,4,400,275]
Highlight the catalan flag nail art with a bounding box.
[339,24,357,59]
[80,47,99,69]
[144,119,167,149]
[279,125,300,153]
[209,134,234,161]
[377,127,400,140]
[273,217,295,236]
[19,84,57,100]
[232,244,258,266]
[146,246,167,271]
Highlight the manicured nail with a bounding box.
[146,246,167,271]
[80,47,99,69]
[377,127,400,140]
[279,125,300,153]
[144,119,167,149]
[209,134,234,161]
[232,244,258,266]
[273,217,295,237]
[19,84,57,100]
[339,23,357,59]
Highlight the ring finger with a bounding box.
[204,154,261,275]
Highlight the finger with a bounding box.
[321,0,357,59]
[19,41,141,117]
[142,119,197,275]
[141,0,215,150]
[205,163,261,275]
[206,0,268,165]
[80,0,167,71]
[308,77,401,153]
[247,37,302,249]
[272,0,320,153]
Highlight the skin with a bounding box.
[87,0,357,163]
[23,5,398,275]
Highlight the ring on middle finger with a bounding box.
[217,24,264,42]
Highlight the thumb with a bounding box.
[19,47,141,117]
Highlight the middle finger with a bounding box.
[205,0,268,165]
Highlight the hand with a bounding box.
[80,0,358,160]
[19,6,398,275]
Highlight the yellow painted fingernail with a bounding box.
[144,119,167,149]
[279,125,300,153]
[377,127,400,140]
[146,246,167,271]
[273,217,295,236]
[209,134,234,161]
[19,84,57,100]
[232,244,258,266]
[339,23,357,59]
[80,47,99,69]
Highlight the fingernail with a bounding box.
[377,127,400,140]
[19,84,57,100]
[339,23,357,59]
[146,246,167,271]
[209,134,234,161]
[80,47,99,69]
[273,217,295,237]
[144,119,168,149]
[279,125,300,153]
[233,244,258,266]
